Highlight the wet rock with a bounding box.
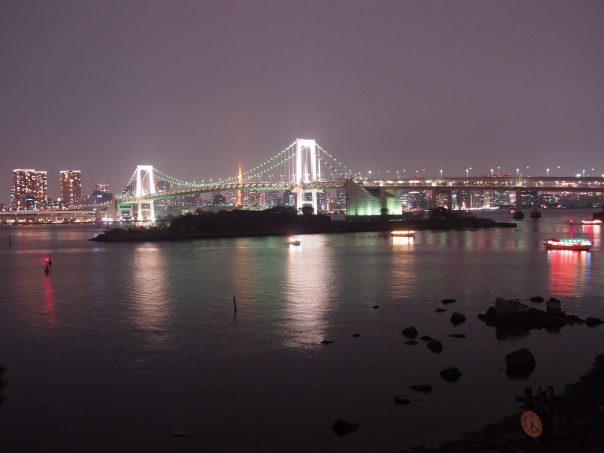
[435,308,447,313]
[478,297,584,337]
[352,333,361,337]
[440,367,462,382]
[449,334,466,339]
[441,298,457,305]
[450,312,466,326]
[495,297,530,313]
[427,339,443,353]
[373,305,379,309]
[530,296,545,303]
[419,335,433,342]
[546,298,561,313]
[331,419,359,437]
[321,339,335,345]
[505,348,536,378]
[394,396,411,405]
[586,317,604,327]
[549,297,561,303]
[410,384,432,394]
[405,340,418,346]
[401,326,418,339]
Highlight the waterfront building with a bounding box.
[95,183,109,193]
[264,191,281,208]
[243,190,261,209]
[11,169,48,210]
[60,170,82,207]
[336,188,347,210]
[283,190,296,207]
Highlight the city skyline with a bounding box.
[2,1,604,204]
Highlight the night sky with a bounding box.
[1,0,603,202]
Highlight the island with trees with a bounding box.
[91,206,515,242]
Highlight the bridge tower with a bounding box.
[134,165,156,221]
[236,163,243,207]
[294,138,321,213]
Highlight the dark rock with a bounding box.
[410,384,432,394]
[352,333,361,337]
[450,312,466,326]
[546,299,561,313]
[419,335,433,342]
[549,297,561,303]
[172,431,189,437]
[505,348,536,378]
[530,296,544,303]
[449,334,466,339]
[435,308,447,313]
[441,298,457,305]
[586,317,604,327]
[427,339,443,353]
[401,326,418,338]
[331,419,359,437]
[440,367,462,382]
[393,396,411,405]
[321,339,334,345]
[373,305,379,309]
[478,297,585,337]
[495,297,530,312]
[405,340,418,345]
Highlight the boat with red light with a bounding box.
[543,238,591,251]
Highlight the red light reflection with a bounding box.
[44,274,56,326]
[547,250,589,297]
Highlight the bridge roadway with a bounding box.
[0,207,107,222]
[116,175,604,203]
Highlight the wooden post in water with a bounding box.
[233,295,237,313]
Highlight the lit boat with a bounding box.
[581,219,602,225]
[391,230,416,238]
[288,239,301,246]
[543,238,591,251]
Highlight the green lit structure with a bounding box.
[344,179,402,216]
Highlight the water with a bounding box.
[1,210,603,452]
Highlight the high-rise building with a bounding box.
[60,170,82,206]
[11,169,48,210]
[95,183,109,193]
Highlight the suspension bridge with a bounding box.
[115,139,353,220]
[105,137,604,221]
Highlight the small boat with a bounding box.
[581,219,602,225]
[288,239,301,246]
[543,238,591,251]
[391,230,416,238]
[529,210,541,219]
[513,210,525,220]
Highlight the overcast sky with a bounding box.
[1,0,603,201]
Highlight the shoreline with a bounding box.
[90,219,516,242]
[404,353,604,452]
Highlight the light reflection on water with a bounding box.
[130,245,173,350]
[283,235,332,349]
[547,250,591,297]
[0,214,603,452]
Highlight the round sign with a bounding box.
[520,410,543,438]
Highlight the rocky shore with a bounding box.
[403,353,604,452]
